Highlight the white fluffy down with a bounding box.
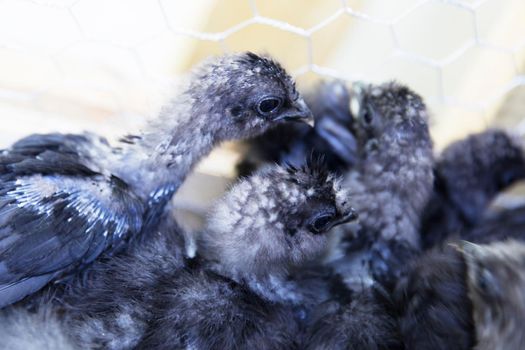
[0,308,75,350]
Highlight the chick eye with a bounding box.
[362,108,373,124]
[257,97,282,115]
[309,213,335,234]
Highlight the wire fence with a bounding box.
[0,0,524,210]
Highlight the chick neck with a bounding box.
[331,128,434,291]
[116,87,220,201]
[353,131,434,236]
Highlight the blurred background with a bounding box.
[0,0,524,222]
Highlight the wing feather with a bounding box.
[0,133,144,307]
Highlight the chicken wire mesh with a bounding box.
[0,0,524,216]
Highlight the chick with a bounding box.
[421,130,525,249]
[236,79,357,177]
[0,52,312,308]
[296,82,432,350]
[63,162,356,349]
[396,239,525,350]
[464,240,525,350]
[328,81,434,291]
[394,243,475,350]
[303,286,403,350]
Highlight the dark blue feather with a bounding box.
[0,133,144,307]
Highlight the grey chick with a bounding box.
[328,81,434,291]
[0,52,312,308]
[298,81,432,350]
[463,240,525,350]
[421,130,525,249]
[236,79,357,177]
[63,161,356,349]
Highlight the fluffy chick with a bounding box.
[394,243,475,350]
[396,239,525,350]
[303,286,403,350]
[464,240,525,350]
[297,82,432,350]
[328,81,434,291]
[138,163,356,349]
[421,130,525,249]
[63,162,356,349]
[0,52,311,308]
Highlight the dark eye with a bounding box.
[362,108,373,124]
[309,213,335,234]
[257,97,282,115]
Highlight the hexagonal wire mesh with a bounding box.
[0,0,524,217]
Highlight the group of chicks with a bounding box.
[0,52,524,350]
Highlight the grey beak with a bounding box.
[273,98,313,124]
[316,117,358,165]
[324,207,358,232]
[338,207,359,225]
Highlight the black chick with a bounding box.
[63,162,356,349]
[394,243,475,350]
[0,52,312,308]
[421,130,525,249]
[236,79,357,177]
[396,240,525,350]
[463,240,525,350]
[328,81,434,291]
[302,285,403,350]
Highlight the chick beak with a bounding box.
[316,117,358,165]
[273,98,314,125]
[329,208,358,230]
